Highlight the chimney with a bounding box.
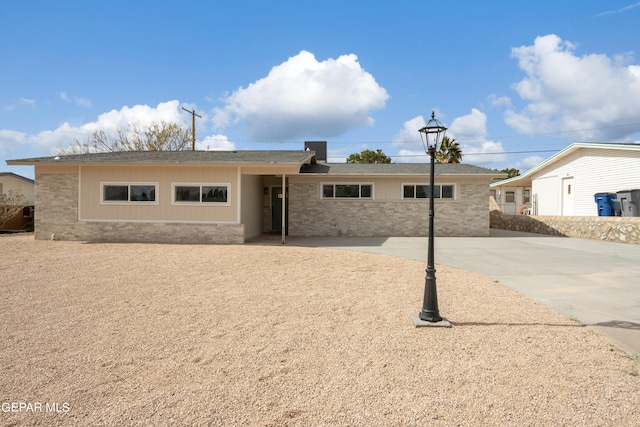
[304,141,327,162]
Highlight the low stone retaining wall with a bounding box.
[490,209,640,244]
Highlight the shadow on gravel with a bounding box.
[450,321,584,328]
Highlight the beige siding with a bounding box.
[241,165,301,175]
[0,175,35,205]
[79,165,239,223]
[33,166,244,243]
[240,174,263,239]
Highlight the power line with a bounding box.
[194,121,640,147]
[327,149,561,159]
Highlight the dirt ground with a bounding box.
[1,233,639,426]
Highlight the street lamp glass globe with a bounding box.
[418,111,448,152]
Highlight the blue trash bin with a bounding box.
[594,193,617,216]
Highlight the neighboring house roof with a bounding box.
[7,150,316,166]
[490,142,640,188]
[0,172,35,184]
[301,162,502,176]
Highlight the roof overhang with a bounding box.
[6,150,317,175]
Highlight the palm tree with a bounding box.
[435,136,462,163]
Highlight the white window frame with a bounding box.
[321,182,374,200]
[505,190,515,203]
[401,182,456,200]
[100,182,159,205]
[171,182,231,206]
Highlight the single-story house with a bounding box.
[7,142,503,243]
[0,172,35,205]
[490,142,640,216]
[490,183,532,215]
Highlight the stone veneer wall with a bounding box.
[288,181,490,237]
[490,198,640,244]
[35,173,244,244]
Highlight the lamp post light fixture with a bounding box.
[412,111,452,328]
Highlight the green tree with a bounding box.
[0,189,27,228]
[499,168,520,178]
[435,136,462,164]
[57,121,192,154]
[346,149,392,164]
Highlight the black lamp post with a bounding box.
[415,111,450,326]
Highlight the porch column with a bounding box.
[281,174,286,244]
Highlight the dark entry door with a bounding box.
[271,186,288,234]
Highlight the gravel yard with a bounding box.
[1,233,639,426]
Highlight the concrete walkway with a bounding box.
[275,230,640,356]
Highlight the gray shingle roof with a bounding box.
[8,150,503,177]
[0,172,35,183]
[8,150,316,165]
[300,162,501,176]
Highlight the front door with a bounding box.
[503,190,516,215]
[562,177,574,216]
[271,186,288,233]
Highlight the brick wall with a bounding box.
[35,173,244,244]
[490,197,640,244]
[288,181,490,237]
[35,173,79,240]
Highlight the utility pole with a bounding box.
[182,106,202,151]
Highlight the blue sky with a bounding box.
[3,0,640,179]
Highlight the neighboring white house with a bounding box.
[491,184,532,215]
[0,172,35,204]
[491,143,640,216]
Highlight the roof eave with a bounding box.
[7,151,316,168]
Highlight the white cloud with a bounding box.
[449,108,487,139]
[460,141,507,165]
[212,50,389,140]
[92,101,188,130]
[505,34,640,141]
[0,100,235,157]
[198,135,235,151]
[0,130,27,155]
[76,97,92,108]
[595,1,640,17]
[392,110,506,165]
[449,109,506,165]
[19,97,36,108]
[60,91,91,108]
[518,155,545,172]
[488,94,511,108]
[392,115,429,163]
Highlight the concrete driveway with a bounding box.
[279,229,640,356]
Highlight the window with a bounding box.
[524,189,530,204]
[322,183,373,199]
[102,183,157,203]
[173,183,230,205]
[402,184,454,199]
[505,191,515,203]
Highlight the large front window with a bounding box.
[102,183,157,203]
[322,183,373,199]
[403,184,454,199]
[173,183,230,205]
